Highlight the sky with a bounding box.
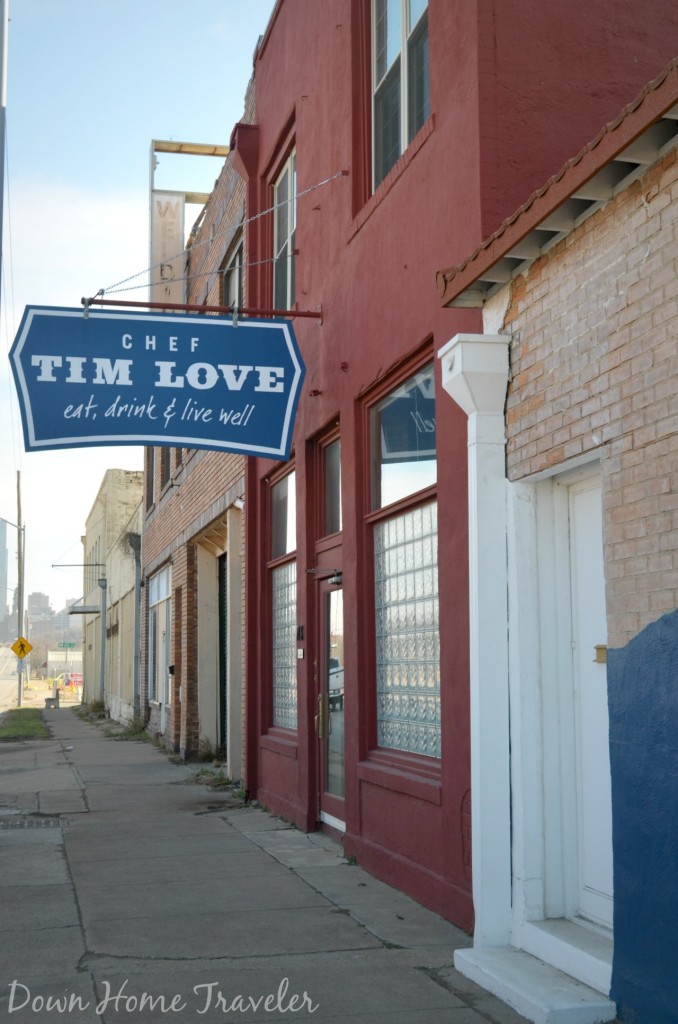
[0,0,276,618]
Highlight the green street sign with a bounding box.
[58,642,76,648]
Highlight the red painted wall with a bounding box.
[240,0,678,929]
[478,0,678,235]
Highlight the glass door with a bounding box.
[317,581,345,829]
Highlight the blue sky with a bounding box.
[1,0,276,615]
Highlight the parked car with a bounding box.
[329,658,344,711]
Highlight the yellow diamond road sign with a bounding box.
[11,637,32,659]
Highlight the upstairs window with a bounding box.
[373,0,429,188]
[145,448,155,511]
[159,447,171,490]
[221,237,243,311]
[273,151,296,310]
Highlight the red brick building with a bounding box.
[230,0,678,932]
[140,0,678,974]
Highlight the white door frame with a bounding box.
[509,462,613,992]
[440,334,615,1020]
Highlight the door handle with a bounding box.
[315,692,330,739]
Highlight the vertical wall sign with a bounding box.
[149,191,186,306]
[9,306,305,460]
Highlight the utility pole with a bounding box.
[17,470,24,707]
[0,0,8,306]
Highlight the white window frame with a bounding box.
[372,0,429,188]
[147,565,171,704]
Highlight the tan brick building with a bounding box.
[437,59,678,1024]
[78,469,143,720]
[503,145,678,648]
[140,84,254,771]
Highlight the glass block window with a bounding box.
[374,501,440,757]
[271,561,297,729]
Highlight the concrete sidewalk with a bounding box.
[0,708,530,1024]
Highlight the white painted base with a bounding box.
[518,919,612,995]
[320,810,346,834]
[455,947,617,1024]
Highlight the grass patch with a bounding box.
[0,708,51,741]
[192,767,233,790]
[73,700,107,721]
[103,715,149,742]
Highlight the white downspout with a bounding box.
[438,332,512,948]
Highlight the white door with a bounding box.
[568,477,613,928]
[158,598,171,734]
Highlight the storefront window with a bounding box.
[370,361,436,509]
[374,501,440,757]
[369,361,439,759]
[271,562,297,729]
[270,471,297,729]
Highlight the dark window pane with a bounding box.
[274,156,296,309]
[374,59,401,186]
[160,446,170,489]
[271,471,296,559]
[408,13,429,141]
[145,448,155,510]
[324,440,341,535]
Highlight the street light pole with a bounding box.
[16,472,24,706]
[1,477,26,708]
[97,578,107,702]
[0,0,8,309]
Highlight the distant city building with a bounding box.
[28,592,53,619]
[53,601,79,633]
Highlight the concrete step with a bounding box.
[455,946,617,1024]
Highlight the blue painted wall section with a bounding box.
[608,607,678,1024]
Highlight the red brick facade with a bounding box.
[140,82,255,757]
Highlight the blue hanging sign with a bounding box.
[9,306,305,460]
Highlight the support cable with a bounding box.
[97,168,348,300]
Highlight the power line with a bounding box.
[98,168,348,299]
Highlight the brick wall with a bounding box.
[504,148,678,647]
[140,81,253,757]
